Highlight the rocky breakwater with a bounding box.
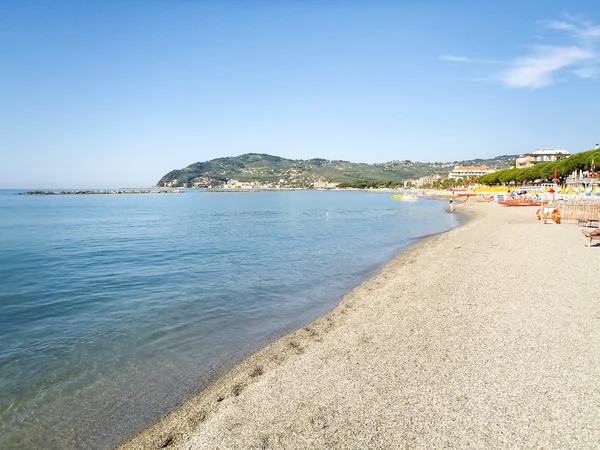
[20,190,181,195]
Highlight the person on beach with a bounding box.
[449,199,454,212]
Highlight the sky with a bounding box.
[1,0,600,188]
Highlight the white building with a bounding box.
[515,148,570,168]
[313,181,341,189]
[448,166,493,180]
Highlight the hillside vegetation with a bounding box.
[157,153,516,187]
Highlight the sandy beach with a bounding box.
[121,201,600,449]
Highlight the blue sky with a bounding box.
[1,1,600,188]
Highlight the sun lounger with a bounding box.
[578,219,600,228]
[581,227,600,247]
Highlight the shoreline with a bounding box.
[119,207,476,449]
[18,189,181,195]
[121,201,600,449]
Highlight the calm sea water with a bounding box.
[0,189,461,449]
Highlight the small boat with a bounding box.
[392,193,418,201]
[400,194,418,202]
[498,200,541,207]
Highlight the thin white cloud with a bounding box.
[574,66,600,78]
[544,20,576,32]
[502,45,595,88]
[442,15,600,88]
[440,55,471,62]
[543,18,600,39]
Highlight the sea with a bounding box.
[0,189,462,449]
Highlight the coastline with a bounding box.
[120,202,600,449]
[118,205,476,450]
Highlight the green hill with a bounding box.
[157,153,517,188]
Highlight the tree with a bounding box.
[555,153,566,161]
[477,148,600,185]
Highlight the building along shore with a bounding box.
[121,202,600,449]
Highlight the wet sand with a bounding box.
[120,202,600,449]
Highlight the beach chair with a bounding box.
[581,228,600,247]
